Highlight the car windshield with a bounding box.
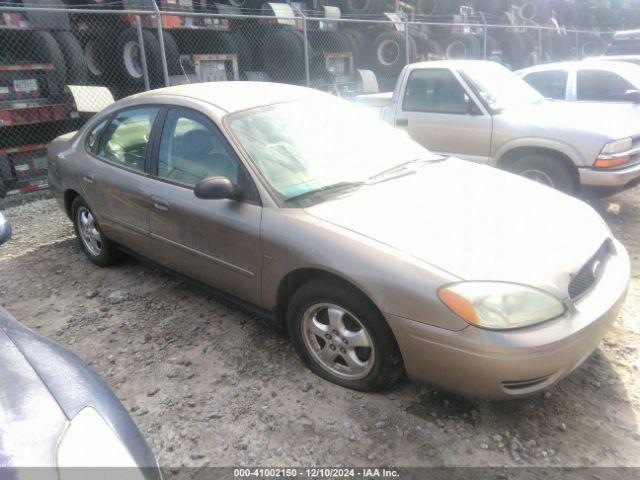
[460,62,546,112]
[226,96,440,202]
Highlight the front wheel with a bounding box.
[72,197,120,267]
[509,154,576,194]
[287,280,403,391]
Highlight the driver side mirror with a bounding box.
[194,176,238,200]
[467,100,483,115]
[624,89,640,104]
[0,212,12,246]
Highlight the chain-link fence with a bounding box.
[0,0,616,198]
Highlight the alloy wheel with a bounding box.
[77,207,102,257]
[301,303,375,380]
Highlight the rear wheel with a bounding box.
[72,197,120,267]
[287,280,403,391]
[509,154,576,194]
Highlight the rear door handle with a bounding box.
[395,118,408,127]
[150,195,170,212]
[83,174,95,184]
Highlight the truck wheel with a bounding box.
[499,31,527,68]
[509,155,576,194]
[444,33,480,59]
[259,30,307,83]
[28,31,67,95]
[337,0,386,15]
[230,32,254,72]
[341,29,367,67]
[0,153,15,193]
[114,29,163,87]
[83,34,109,82]
[53,31,88,84]
[287,279,404,392]
[578,34,605,58]
[370,31,416,77]
[155,30,182,76]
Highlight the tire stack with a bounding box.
[0,27,86,197]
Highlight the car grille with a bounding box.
[568,239,612,301]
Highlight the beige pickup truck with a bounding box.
[357,60,640,196]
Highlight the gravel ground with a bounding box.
[0,190,639,470]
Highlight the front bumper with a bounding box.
[578,161,640,188]
[386,239,630,400]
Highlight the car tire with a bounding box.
[53,31,88,84]
[510,155,576,194]
[287,279,404,392]
[260,30,308,83]
[71,197,120,267]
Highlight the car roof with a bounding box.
[516,60,640,77]
[406,59,497,70]
[133,81,325,113]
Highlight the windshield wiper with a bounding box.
[284,181,365,204]
[368,157,445,182]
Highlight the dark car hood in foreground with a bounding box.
[305,158,610,298]
[0,307,159,476]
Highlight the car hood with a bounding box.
[0,323,67,470]
[304,158,611,297]
[0,307,160,476]
[505,101,640,140]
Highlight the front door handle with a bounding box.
[150,195,170,212]
[395,118,408,127]
[83,174,95,184]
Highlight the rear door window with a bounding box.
[522,70,568,100]
[98,107,159,172]
[576,70,634,102]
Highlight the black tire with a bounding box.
[543,32,574,61]
[82,33,109,82]
[337,0,387,15]
[53,31,88,84]
[230,32,255,72]
[444,33,481,59]
[341,28,367,68]
[259,30,307,83]
[0,178,6,199]
[499,31,527,68]
[509,155,576,194]
[156,30,182,76]
[287,279,404,392]
[370,31,416,77]
[113,29,163,87]
[578,34,605,58]
[29,31,67,96]
[71,196,120,267]
[0,153,13,188]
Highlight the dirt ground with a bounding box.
[0,189,639,470]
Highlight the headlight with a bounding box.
[57,406,145,480]
[438,282,565,330]
[595,137,633,168]
[600,137,632,155]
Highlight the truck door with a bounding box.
[394,68,492,163]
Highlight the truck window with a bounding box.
[402,68,470,115]
[522,70,568,100]
[576,70,634,102]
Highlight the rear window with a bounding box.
[522,70,568,100]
